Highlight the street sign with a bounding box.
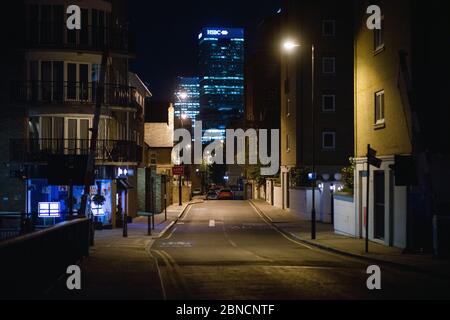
[172,165,184,176]
[367,147,382,168]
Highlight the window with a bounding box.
[322,94,336,112]
[375,90,385,126]
[373,19,384,52]
[323,20,336,37]
[374,16,385,52]
[286,98,291,116]
[322,132,336,150]
[150,153,157,165]
[322,57,336,74]
[286,134,291,152]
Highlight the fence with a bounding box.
[0,218,90,299]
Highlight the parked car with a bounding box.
[206,190,219,200]
[192,188,202,197]
[218,189,234,200]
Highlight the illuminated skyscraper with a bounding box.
[198,27,245,141]
[174,76,200,127]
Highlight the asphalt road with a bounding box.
[151,200,450,300]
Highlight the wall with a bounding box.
[0,114,27,212]
[266,180,273,205]
[354,157,407,248]
[289,188,321,221]
[334,194,356,236]
[273,186,282,209]
[354,0,412,158]
[172,186,191,205]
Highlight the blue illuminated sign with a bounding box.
[200,28,244,40]
[38,202,61,218]
[91,203,105,217]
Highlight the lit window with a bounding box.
[322,57,336,74]
[375,90,385,126]
[322,95,336,112]
[322,132,336,150]
[323,20,336,37]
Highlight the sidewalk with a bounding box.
[49,201,199,300]
[251,199,450,278]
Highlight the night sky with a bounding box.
[128,0,281,101]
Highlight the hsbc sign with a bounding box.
[207,29,229,36]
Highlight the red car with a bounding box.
[218,189,233,200]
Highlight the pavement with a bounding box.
[250,199,450,279]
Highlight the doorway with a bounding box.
[374,170,386,240]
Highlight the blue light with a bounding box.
[38,202,61,218]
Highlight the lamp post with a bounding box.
[175,93,188,206]
[283,39,316,240]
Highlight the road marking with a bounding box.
[159,242,192,248]
[180,205,192,221]
[228,239,238,248]
[165,227,177,240]
[248,201,315,250]
[209,220,215,227]
[156,250,191,298]
[147,249,167,300]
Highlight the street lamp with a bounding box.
[282,39,317,240]
[175,92,189,206]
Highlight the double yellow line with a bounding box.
[150,249,190,300]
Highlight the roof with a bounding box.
[128,72,152,98]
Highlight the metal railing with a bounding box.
[0,217,90,298]
[12,81,138,109]
[10,139,143,163]
[0,212,32,241]
[25,22,135,54]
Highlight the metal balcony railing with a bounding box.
[10,139,143,164]
[12,81,138,109]
[25,22,135,54]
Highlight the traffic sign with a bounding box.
[172,165,184,176]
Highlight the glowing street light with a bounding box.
[177,91,188,100]
[282,37,317,240]
[282,40,300,52]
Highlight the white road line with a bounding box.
[165,227,177,240]
[209,219,216,227]
[180,205,192,222]
[148,250,167,300]
[228,239,238,248]
[248,201,315,250]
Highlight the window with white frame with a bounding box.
[322,20,336,37]
[375,90,385,125]
[322,57,336,74]
[322,94,336,112]
[322,131,336,150]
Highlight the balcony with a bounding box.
[12,81,138,110]
[10,139,143,164]
[25,22,135,55]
